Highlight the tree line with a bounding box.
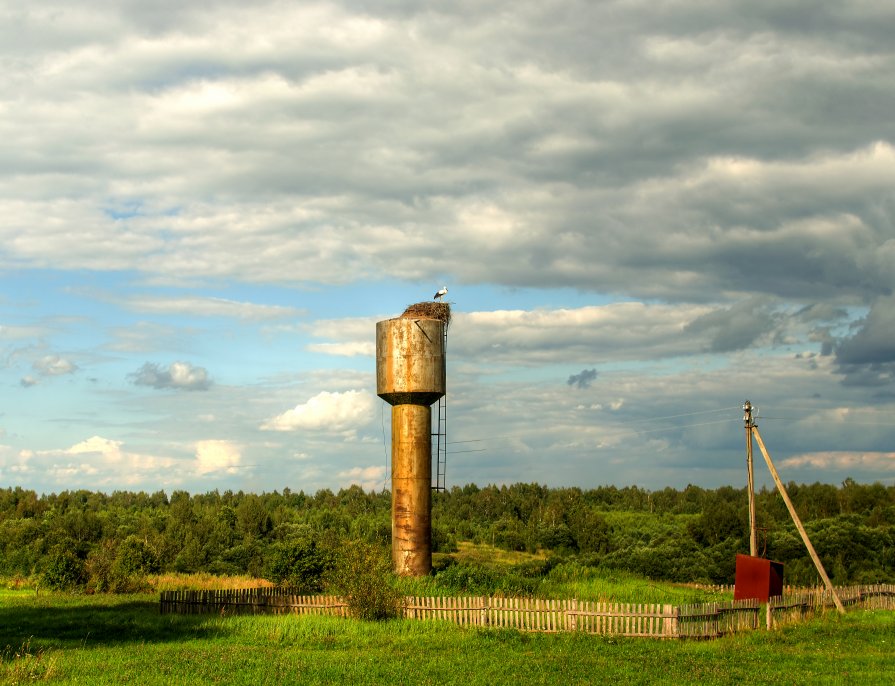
[0,479,892,591]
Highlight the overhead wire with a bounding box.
[759,416,895,426]
[442,402,895,451]
[610,405,742,425]
[378,399,893,480]
[443,405,743,449]
[740,404,895,427]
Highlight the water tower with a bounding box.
[376,303,448,576]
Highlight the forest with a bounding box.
[1,479,893,593]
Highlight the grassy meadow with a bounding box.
[2,588,893,686]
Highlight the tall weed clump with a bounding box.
[326,541,402,621]
[1,640,58,683]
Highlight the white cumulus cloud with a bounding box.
[261,389,376,432]
[34,355,78,376]
[195,439,242,475]
[781,451,895,471]
[306,341,375,357]
[68,436,125,461]
[13,436,180,488]
[337,465,386,491]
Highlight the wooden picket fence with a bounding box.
[405,597,686,637]
[159,588,348,617]
[690,583,825,596]
[159,584,895,638]
[766,584,895,628]
[677,599,762,638]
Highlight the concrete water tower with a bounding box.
[376,304,448,576]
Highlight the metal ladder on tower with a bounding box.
[433,326,447,491]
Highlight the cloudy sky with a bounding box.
[2,0,894,495]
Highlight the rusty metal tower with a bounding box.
[376,308,447,576]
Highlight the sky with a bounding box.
[2,0,895,496]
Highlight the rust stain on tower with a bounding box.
[376,303,449,576]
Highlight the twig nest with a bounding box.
[400,302,452,329]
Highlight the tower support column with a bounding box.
[391,403,432,575]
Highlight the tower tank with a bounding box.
[376,310,447,576]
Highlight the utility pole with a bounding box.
[743,400,758,557]
[747,412,845,614]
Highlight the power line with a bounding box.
[440,417,743,457]
[760,416,895,427]
[612,405,741,426]
[446,410,742,446]
[602,417,741,439]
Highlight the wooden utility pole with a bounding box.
[749,423,845,614]
[743,401,758,557]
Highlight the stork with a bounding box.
[433,286,448,301]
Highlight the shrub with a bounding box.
[326,541,402,621]
[85,539,117,593]
[435,562,498,594]
[220,541,264,577]
[173,536,205,574]
[114,535,160,577]
[265,536,331,592]
[86,539,152,593]
[434,562,540,596]
[432,525,458,553]
[41,547,86,590]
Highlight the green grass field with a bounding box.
[2,589,893,685]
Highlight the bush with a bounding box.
[435,562,498,594]
[41,547,86,590]
[326,541,402,621]
[85,539,116,593]
[114,535,160,577]
[432,525,458,553]
[86,539,151,593]
[220,541,263,577]
[434,562,540,596]
[173,536,205,574]
[265,536,331,592]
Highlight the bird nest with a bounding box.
[401,301,452,329]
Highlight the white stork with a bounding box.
[433,286,448,301]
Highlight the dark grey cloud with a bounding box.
[684,299,780,352]
[836,362,895,388]
[567,368,597,389]
[835,296,895,386]
[794,303,850,325]
[836,296,895,366]
[130,361,212,391]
